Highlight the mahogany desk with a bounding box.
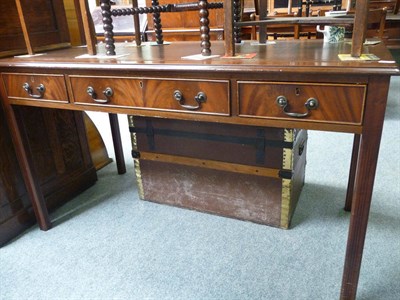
[0,40,398,299]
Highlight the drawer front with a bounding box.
[238,81,366,124]
[70,76,230,115]
[2,73,68,103]
[70,76,139,107]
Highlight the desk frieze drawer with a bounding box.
[69,76,230,115]
[69,76,138,107]
[238,81,366,124]
[2,73,68,103]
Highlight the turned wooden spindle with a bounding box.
[100,0,116,55]
[112,5,170,16]
[233,0,242,43]
[199,0,211,56]
[152,0,164,44]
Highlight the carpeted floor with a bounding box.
[0,76,399,300]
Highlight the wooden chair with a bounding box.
[145,0,224,42]
[249,4,324,41]
[369,0,399,13]
[250,12,301,40]
[366,8,388,39]
[344,7,388,41]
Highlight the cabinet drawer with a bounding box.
[70,76,139,107]
[2,73,68,103]
[70,76,230,116]
[238,81,366,124]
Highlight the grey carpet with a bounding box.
[1,77,399,300]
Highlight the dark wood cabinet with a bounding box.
[0,105,97,246]
[0,0,70,57]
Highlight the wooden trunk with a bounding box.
[129,116,307,229]
[0,106,97,246]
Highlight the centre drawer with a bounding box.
[238,81,366,125]
[2,73,68,103]
[69,76,230,115]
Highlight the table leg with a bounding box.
[258,0,267,43]
[0,104,51,230]
[340,76,390,299]
[344,134,361,212]
[223,0,234,56]
[109,113,126,174]
[132,0,141,47]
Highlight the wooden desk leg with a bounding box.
[344,134,361,212]
[108,113,126,174]
[340,76,390,300]
[0,104,51,230]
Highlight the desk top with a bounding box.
[0,40,398,76]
